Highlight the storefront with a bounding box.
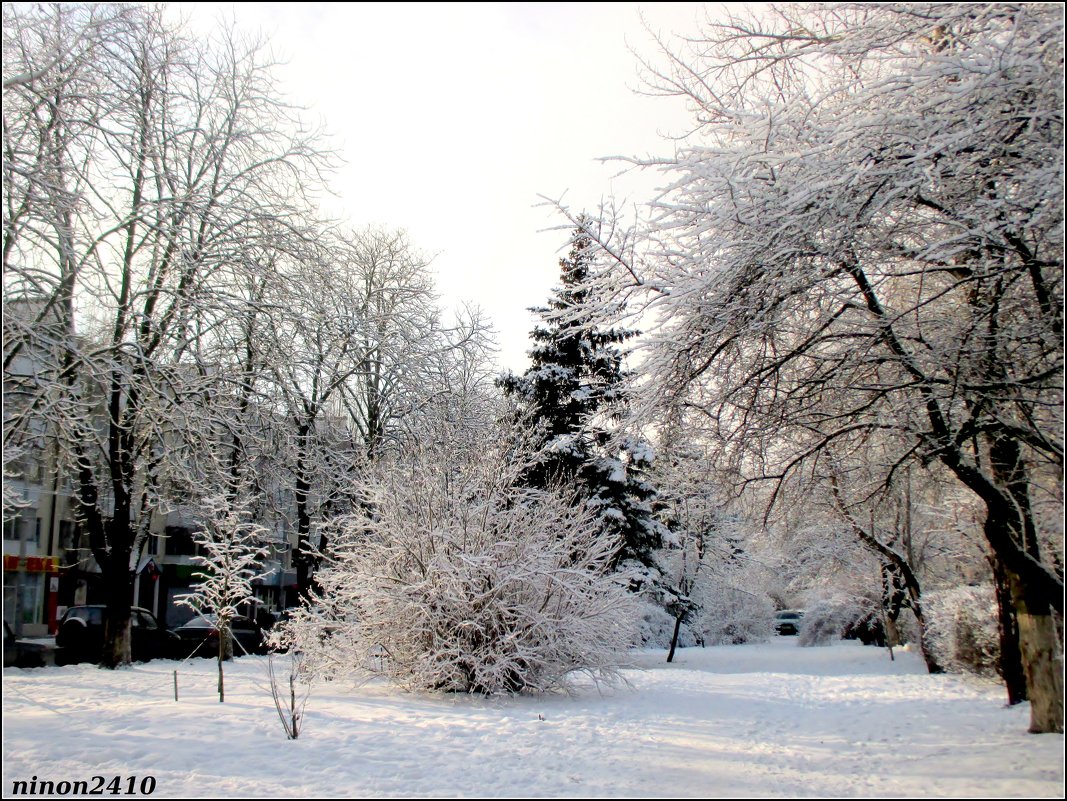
[3,555,60,634]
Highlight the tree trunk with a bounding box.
[910,602,943,675]
[881,563,906,650]
[101,567,134,668]
[294,428,315,601]
[982,438,1062,732]
[1006,569,1064,733]
[666,615,683,663]
[992,558,1028,705]
[216,618,233,702]
[217,637,225,704]
[830,491,942,674]
[884,616,901,651]
[221,623,234,661]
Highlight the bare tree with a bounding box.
[3,5,328,666]
[262,226,494,600]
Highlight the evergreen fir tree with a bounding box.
[499,222,666,569]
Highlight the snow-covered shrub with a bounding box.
[634,595,698,649]
[693,585,775,645]
[798,594,875,647]
[267,652,311,739]
[923,585,1000,676]
[842,611,887,647]
[280,434,638,694]
[618,559,696,648]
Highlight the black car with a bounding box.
[4,621,48,668]
[171,614,268,658]
[774,609,805,636]
[54,605,179,665]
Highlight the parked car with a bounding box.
[170,614,268,658]
[774,609,805,636]
[54,605,179,665]
[4,621,48,668]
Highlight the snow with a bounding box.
[3,639,1062,798]
[627,439,655,464]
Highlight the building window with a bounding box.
[4,516,44,546]
[59,520,82,551]
[22,450,42,483]
[163,525,197,556]
[3,574,44,626]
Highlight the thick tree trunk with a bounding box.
[101,567,134,668]
[992,559,1028,705]
[1006,570,1064,733]
[910,603,942,675]
[294,489,313,601]
[982,438,1062,732]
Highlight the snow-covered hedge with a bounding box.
[693,585,775,645]
[922,585,1000,676]
[278,439,638,694]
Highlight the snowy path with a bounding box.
[3,639,1062,798]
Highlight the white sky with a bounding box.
[176,3,708,371]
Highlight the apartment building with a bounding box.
[3,298,298,634]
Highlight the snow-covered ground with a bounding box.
[3,639,1063,798]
